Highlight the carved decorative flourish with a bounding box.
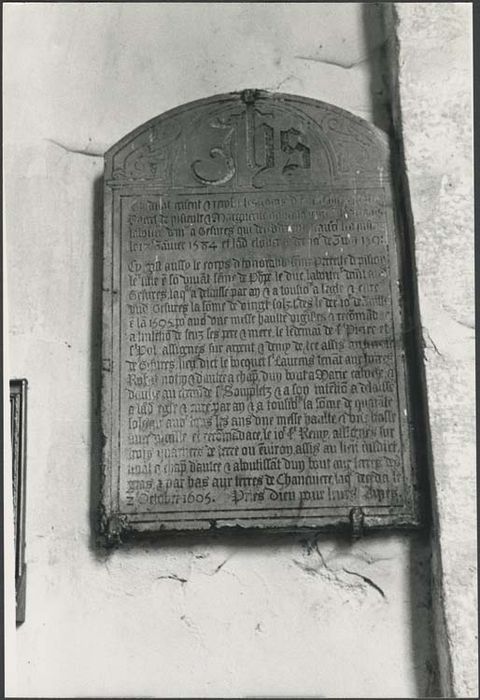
[249,121,274,188]
[280,127,311,174]
[191,116,236,185]
[187,98,319,189]
[321,114,377,172]
[323,115,374,148]
[112,121,182,181]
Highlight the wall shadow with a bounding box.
[408,531,441,697]
[363,1,391,134]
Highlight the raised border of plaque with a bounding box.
[100,90,423,543]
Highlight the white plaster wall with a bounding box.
[4,3,436,697]
[390,4,477,697]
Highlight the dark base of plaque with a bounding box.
[99,509,423,548]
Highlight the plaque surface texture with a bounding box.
[101,90,421,540]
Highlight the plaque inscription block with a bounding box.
[101,90,421,540]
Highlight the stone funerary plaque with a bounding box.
[100,90,421,541]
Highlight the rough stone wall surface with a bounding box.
[391,3,476,697]
[4,3,438,697]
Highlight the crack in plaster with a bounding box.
[295,55,370,69]
[268,74,302,92]
[342,568,386,599]
[296,537,388,600]
[179,614,206,650]
[348,549,394,565]
[210,557,232,575]
[45,138,104,158]
[156,574,188,585]
[452,318,475,331]
[292,558,365,595]
[423,328,444,359]
[441,303,475,330]
[294,40,388,70]
[193,553,237,577]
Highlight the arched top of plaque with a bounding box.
[105,90,389,190]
